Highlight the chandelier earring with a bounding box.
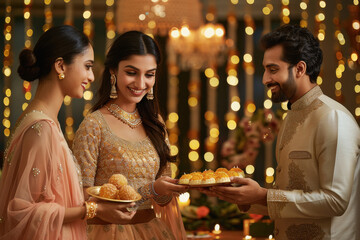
[147,87,154,100]
[58,73,65,80]
[110,74,118,99]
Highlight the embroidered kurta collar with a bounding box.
[290,85,323,111]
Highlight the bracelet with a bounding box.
[153,194,172,205]
[151,182,159,196]
[84,201,97,220]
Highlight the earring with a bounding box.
[146,87,154,100]
[58,73,65,80]
[110,74,118,99]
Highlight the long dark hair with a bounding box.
[17,25,90,82]
[260,24,323,83]
[92,31,174,177]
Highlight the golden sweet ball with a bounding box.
[190,174,203,181]
[215,167,229,174]
[179,174,192,184]
[202,174,215,181]
[227,171,239,177]
[99,183,118,199]
[109,174,128,189]
[117,185,141,200]
[215,172,230,180]
[229,167,245,177]
[180,173,193,180]
[190,172,203,177]
[202,172,215,177]
[202,169,214,175]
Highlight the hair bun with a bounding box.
[17,48,40,82]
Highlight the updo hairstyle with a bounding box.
[17,25,90,82]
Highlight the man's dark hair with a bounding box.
[261,24,323,83]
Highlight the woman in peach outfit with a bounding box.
[73,31,188,239]
[0,25,135,240]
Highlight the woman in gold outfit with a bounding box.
[72,31,188,240]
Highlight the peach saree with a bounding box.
[0,111,86,240]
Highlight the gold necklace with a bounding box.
[105,104,142,129]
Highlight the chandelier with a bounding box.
[168,23,226,70]
[116,0,203,36]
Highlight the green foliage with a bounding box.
[181,194,250,231]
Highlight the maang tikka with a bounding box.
[110,74,118,99]
[147,87,154,100]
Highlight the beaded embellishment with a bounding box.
[105,104,142,129]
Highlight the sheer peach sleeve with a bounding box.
[72,116,101,187]
[0,120,65,239]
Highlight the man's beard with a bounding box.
[269,68,296,103]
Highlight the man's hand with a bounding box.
[205,177,268,206]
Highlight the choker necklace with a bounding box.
[105,104,142,129]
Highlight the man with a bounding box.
[201,25,360,239]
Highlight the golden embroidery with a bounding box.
[103,225,111,232]
[31,122,43,136]
[117,225,125,232]
[288,161,311,192]
[59,163,63,174]
[6,150,14,166]
[279,86,323,151]
[32,167,40,177]
[4,111,44,159]
[285,223,325,240]
[73,111,161,210]
[161,230,171,239]
[87,224,93,233]
[267,189,288,218]
[70,153,83,188]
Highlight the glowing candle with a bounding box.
[212,224,221,234]
[178,192,190,211]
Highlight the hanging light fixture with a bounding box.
[116,0,203,36]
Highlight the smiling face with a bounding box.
[60,44,95,98]
[262,45,297,103]
[112,54,157,110]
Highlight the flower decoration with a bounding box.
[196,206,210,219]
[221,109,282,169]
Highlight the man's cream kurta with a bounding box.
[267,86,360,239]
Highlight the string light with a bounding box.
[204,65,219,166]
[3,0,12,138]
[203,3,222,171]
[333,0,344,101]
[352,1,360,120]
[64,0,73,25]
[64,0,74,143]
[187,68,202,171]
[299,0,309,28]
[356,73,360,120]
[82,0,93,119]
[281,0,290,24]
[243,14,255,117]
[43,0,52,32]
[105,0,116,52]
[23,0,33,111]
[166,40,180,178]
[225,10,240,134]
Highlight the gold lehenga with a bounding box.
[72,110,186,240]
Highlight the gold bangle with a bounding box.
[85,201,97,220]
